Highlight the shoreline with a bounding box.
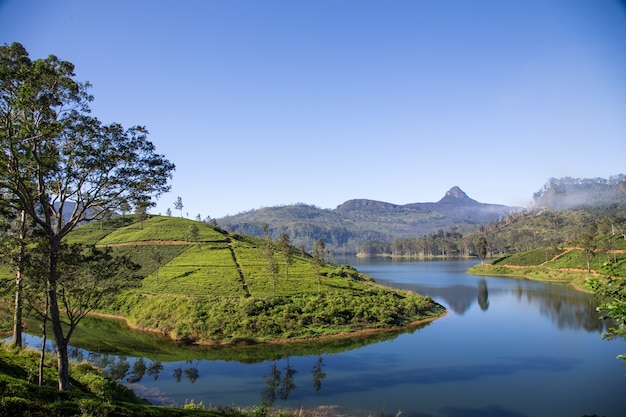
[88,309,447,346]
[467,265,593,293]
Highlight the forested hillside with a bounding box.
[218,186,518,254]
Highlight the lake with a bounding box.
[19,258,626,416]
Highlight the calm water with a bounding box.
[20,258,626,416]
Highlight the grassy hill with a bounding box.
[22,215,443,344]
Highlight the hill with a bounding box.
[4,215,443,344]
[533,175,626,210]
[218,186,519,254]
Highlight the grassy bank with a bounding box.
[0,342,246,417]
[467,247,626,291]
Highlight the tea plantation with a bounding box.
[58,215,444,343]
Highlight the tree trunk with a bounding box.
[38,295,49,386]
[13,269,23,347]
[47,238,71,391]
[48,286,70,390]
[12,210,26,348]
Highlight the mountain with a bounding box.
[218,187,520,254]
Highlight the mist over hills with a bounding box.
[218,186,520,254]
[532,175,626,210]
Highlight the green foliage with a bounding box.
[114,288,443,342]
[586,264,626,364]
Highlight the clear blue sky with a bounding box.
[2,0,625,218]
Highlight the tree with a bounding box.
[149,246,164,283]
[0,209,29,348]
[261,224,278,294]
[586,264,626,364]
[54,245,140,343]
[134,198,153,230]
[187,223,199,241]
[313,238,325,292]
[23,243,139,385]
[475,236,487,267]
[278,233,293,281]
[119,201,131,219]
[0,42,175,391]
[165,208,172,216]
[174,196,183,217]
[579,222,597,272]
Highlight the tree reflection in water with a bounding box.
[477,279,489,311]
[311,356,326,394]
[80,350,327,403]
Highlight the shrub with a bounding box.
[0,397,33,417]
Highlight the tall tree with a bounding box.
[278,233,293,281]
[12,210,26,347]
[0,208,31,348]
[475,235,487,267]
[261,224,278,294]
[313,238,325,292]
[579,222,597,272]
[174,196,183,217]
[0,42,175,390]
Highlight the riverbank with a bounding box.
[89,308,447,346]
[0,342,360,417]
[467,263,594,292]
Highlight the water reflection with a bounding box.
[69,346,327,404]
[478,279,489,311]
[379,276,607,332]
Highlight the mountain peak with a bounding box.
[438,186,478,204]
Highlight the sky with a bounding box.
[1,0,625,219]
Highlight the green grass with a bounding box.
[63,216,139,245]
[109,244,192,278]
[492,248,564,266]
[97,216,227,244]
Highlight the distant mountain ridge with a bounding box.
[218,186,520,254]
